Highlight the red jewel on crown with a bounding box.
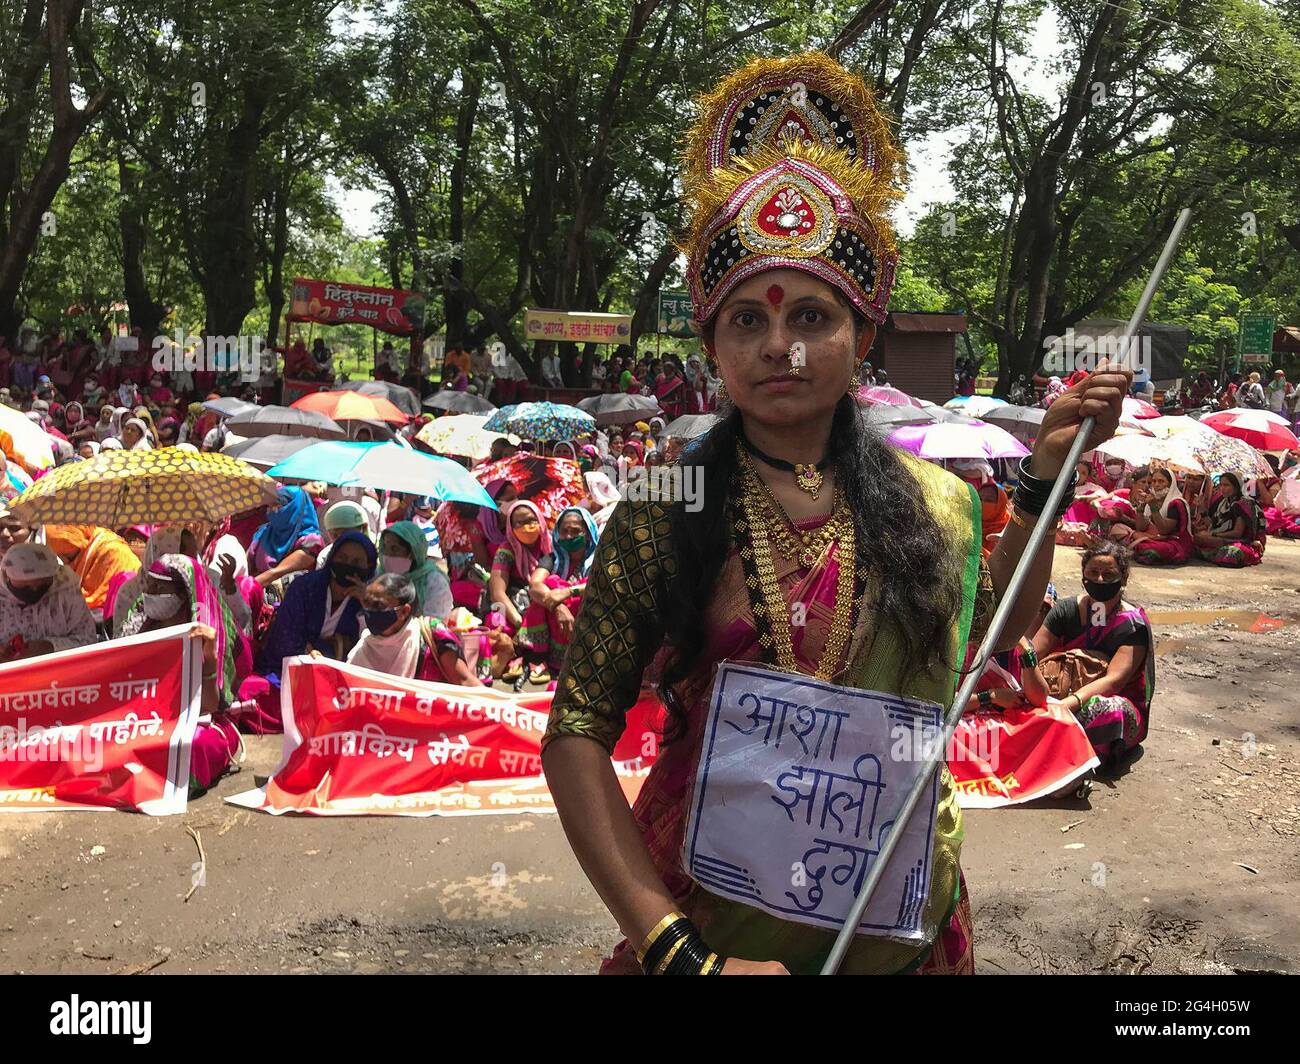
[759,186,815,238]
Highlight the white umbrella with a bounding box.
[416,413,515,461]
[943,395,1008,418]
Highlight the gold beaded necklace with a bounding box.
[735,449,858,681]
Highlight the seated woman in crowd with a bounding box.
[44,524,141,613]
[239,530,378,733]
[378,521,452,619]
[487,500,550,637]
[1107,465,1193,565]
[258,530,376,669]
[118,554,251,794]
[1032,541,1154,767]
[1193,472,1265,567]
[346,573,479,686]
[249,485,325,587]
[1257,455,1300,537]
[107,525,255,632]
[0,543,97,660]
[1058,459,1120,546]
[950,459,1008,557]
[517,506,599,683]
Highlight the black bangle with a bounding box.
[665,932,713,975]
[1013,457,1077,517]
[640,918,693,975]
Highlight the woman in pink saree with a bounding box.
[1108,466,1193,564]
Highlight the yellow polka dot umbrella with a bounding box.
[8,447,281,528]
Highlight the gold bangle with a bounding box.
[1009,506,1058,532]
[655,937,687,976]
[699,951,720,975]
[636,910,686,963]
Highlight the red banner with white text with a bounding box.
[0,626,201,814]
[287,278,425,337]
[226,658,664,816]
[947,704,1099,808]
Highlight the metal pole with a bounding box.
[821,207,1192,974]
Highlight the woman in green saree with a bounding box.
[541,52,1129,975]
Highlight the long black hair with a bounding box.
[656,394,964,740]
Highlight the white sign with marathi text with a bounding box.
[683,662,941,942]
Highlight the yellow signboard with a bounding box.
[524,309,633,344]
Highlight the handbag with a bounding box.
[1038,648,1110,699]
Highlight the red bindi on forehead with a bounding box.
[765,284,784,307]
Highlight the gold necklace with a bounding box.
[739,450,850,567]
[735,451,858,681]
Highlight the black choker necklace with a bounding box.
[739,434,833,500]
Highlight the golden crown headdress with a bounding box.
[680,53,904,328]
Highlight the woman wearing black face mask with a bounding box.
[0,543,97,661]
[1032,541,1154,767]
[347,574,480,686]
[239,532,380,733]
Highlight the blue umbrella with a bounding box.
[267,441,497,508]
[483,401,595,442]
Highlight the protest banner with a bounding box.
[0,625,201,814]
[682,663,939,942]
[226,657,663,816]
[948,704,1099,808]
[523,309,632,344]
[287,278,425,337]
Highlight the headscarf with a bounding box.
[44,524,141,610]
[548,506,600,580]
[80,440,101,458]
[119,554,245,704]
[324,500,368,534]
[101,437,123,451]
[1146,468,1184,519]
[250,486,320,565]
[477,478,512,549]
[502,499,551,583]
[122,417,153,451]
[379,520,438,612]
[1209,473,1251,537]
[1,542,59,581]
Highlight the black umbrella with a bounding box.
[328,379,421,418]
[424,390,497,414]
[225,405,346,439]
[661,413,720,439]
[576,392,662,426]
[223,434,321,470]
[202,396,258,419]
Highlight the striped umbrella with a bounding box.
[8,447,280,527]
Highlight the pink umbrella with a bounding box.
[1121,396,1160,420]
[887,422,1030,461]
[1200,409,1299,451]
[857,385,923,407]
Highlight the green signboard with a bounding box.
[1237,313,1275,367]
[656,291,694,338]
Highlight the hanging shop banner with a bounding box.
[288,278,426,337]
[226,657,663,817]
[656,292,695,338]
[0,625,201,815]
[524,309,633,344]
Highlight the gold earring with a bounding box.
[849,372,863,391]
[717,379,728,400]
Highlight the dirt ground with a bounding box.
[2,541,1297,976]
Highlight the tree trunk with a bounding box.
[117,154,166,340]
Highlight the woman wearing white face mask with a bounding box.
[377,521,452,620]
[0,543,96,661]
[118,555,252,793]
